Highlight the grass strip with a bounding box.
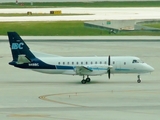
[0,21,160,36]
[0,21,109,36]
[0,1,160,8]
[143,23,160,29]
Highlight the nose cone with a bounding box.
[146,64,154,72]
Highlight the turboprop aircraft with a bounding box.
[7,32,154,84]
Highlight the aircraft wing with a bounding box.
[74,66,93,75]
[74,65,111,75]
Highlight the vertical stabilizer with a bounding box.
[7,32,35,62]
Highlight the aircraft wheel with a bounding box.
[137,79,141,83]
[137,75,141,83]
[86,78,91,82]
[81,80,87,84]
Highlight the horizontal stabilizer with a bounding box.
[17,55,31,64]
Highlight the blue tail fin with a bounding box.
[7,32,35,63]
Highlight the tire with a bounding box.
[81,80,86,84]
[137,79,141,83]
[86,78,91,82]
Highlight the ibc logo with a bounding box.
[12,42,24,50]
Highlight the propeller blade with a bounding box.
[108,69,110,79]
[108,55,110,65]
[108,55,111,79]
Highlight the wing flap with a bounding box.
[75,66,93,75]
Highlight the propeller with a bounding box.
[108,55,111,79]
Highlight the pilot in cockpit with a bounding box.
[132,59,143,63]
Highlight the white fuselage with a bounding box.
[32,56,154,76]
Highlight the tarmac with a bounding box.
[1,36,160,42]
[0,6,160,120]
[0,7,160,21]
[0,40,160,120]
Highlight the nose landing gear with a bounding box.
[137,75,141,83]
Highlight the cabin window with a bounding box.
[86,62,88,64]
[95,61,97,64]
[91,62,93,64]
[113,61,115,64]
[104,61,107,64]
[81,62,83,65]
[58,62,60,65]
[77,62,78,65]
[67,62,69,65]
[124,62,126,65]
[63,62,65,65]
[72,62,74,65]
[100,61,102,64]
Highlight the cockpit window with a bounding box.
[132,59,143,63]
[132,60,138,63]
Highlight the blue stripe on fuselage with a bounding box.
[10,58,107,71]
[10,58,56,69]
[115,68,130,71]
[56,66,74,70]
[10,58,74,70]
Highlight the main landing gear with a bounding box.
[81,75,142,84]
[137,75,141,83]
[81,75,91,84]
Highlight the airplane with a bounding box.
[7,32,154,84]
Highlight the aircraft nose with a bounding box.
[146,64,154,72]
